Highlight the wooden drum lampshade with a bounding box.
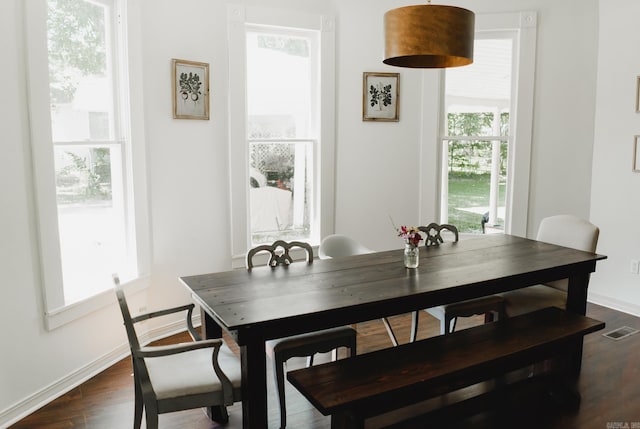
[383,3,475,68]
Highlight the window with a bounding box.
[439,13,537,236]
[246,27,318,244]
[227,5,336,263]
[442,37,512,233]
[26,0,149,327]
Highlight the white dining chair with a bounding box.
[499,214,599,317]
[318,234,409,347]
[318,234,373,259]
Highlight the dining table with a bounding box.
[179,233,607,428]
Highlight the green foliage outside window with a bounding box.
[447,112,509,175]
[56,148,111,204]
[257,35,309,57]
[446,111,509,233]
[47,0,106,104]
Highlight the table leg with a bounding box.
[241,337,268,428]
[565,272,591,375]
[566,273,590,315]
[201,308,222,339]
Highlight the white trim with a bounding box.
[227,4,249,259]
[45,275,151,330]
[419,70,443,224]
[588,291,640,317]
[24,0,66,311]
[119,0,152,280]
[319,15,337,240]
[501,12,537,237]
[0,315,200,428]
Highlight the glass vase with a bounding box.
[404,243,419,268]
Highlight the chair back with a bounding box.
[318,234,372,259]
[113,275,154,396]
[536,215,599,253]
[418,223,459,247]
[113,275,142,354]
[536,215,599,291]
[246,240,313,269]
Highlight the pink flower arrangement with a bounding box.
[398,226,423,247]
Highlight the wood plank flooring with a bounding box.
[9,303,640,428]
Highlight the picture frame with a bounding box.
[363,72,399,122]
[172,58,210,120]
[634,136,640,172]
[636,76,640,113]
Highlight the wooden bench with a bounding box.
[287,307,605,428]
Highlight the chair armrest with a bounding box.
[138,338,222,357]
[138,339,236,406]
[132,303,202,341]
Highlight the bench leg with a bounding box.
[546,347,582,411]
[546,378,581,412]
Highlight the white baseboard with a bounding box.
[0,315,200,428]
[588,291,640,317]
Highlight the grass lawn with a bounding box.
[448,172,506,233]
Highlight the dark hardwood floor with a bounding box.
[10,303,640,428]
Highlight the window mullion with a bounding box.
[442,135,506,141]
[52,140,124,147]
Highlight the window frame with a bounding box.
[245,24,319,246]
[24,0,151,329]
[227,5,336,267]
[436,12,537,237]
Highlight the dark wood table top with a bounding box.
[180,234,606,344]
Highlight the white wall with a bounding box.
[0,0,620,425]
[334,2,438,251]
[514,1,598,229]
[140,0,234,313]
[589,0,640,314]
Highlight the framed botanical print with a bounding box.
[362,72,399,122]
[172,58,210,120]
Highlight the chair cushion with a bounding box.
[500,284,566,317]
[145,342,241,400]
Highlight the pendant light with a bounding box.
[383,2,475,68]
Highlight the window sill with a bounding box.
[45,275,150,330]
